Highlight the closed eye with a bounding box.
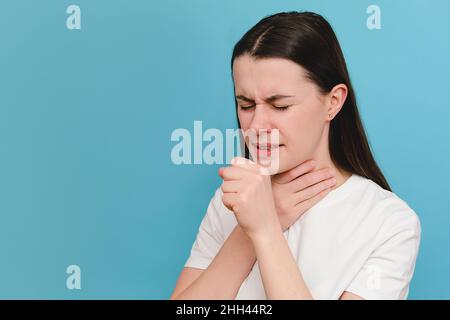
[239,105,292,111]
[239,105,255,110]
[275,105,292,110]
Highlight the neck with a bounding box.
[309,125,352,191]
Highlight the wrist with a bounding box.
[248,218,284,248]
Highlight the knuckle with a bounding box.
[302,162,313,174]
[316,170,329,181]
[221,167,230,176]
[326,177,336,187]
[324,168,334,178]
[316,170,327,180]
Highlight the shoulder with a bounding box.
[353,175,421,243]
[342,176,421,299]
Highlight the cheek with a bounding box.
[285,107,325,154]
[237,110,251,130]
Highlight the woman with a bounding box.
[171,11,420,300]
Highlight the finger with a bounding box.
[230,156,260,173]
[222,192,237,212]
[289,167,336,192]
[294,186,333,212]
[273,160,316,184]
[293,176,337,203]
[219,166,252,181]
[220,180,243,193]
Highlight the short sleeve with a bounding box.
[346,208,421,300]
[184,188,227,270]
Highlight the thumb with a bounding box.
[231,156,272,176]
[230,156,259,171]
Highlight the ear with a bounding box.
[326,84,348,121]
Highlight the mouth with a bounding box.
[250,143,284,157]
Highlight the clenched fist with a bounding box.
[219,157,281,242]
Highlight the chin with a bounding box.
[276,158,304,175]
[258,159,291,176]
[271,163,290,175]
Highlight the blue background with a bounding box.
[0,0,449,299]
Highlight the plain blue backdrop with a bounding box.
[0,0,449,299]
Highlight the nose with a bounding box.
[248,105,274,136]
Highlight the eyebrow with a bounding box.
[235,94,295,104]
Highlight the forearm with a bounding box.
[252,224,313,300]
[173,224,256,299]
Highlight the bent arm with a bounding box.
[171,224,256,300]
[252,224,314,300]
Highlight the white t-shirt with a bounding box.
[184,173,421,300]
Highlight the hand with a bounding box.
[219,157,281,242]
[271,160,337,231]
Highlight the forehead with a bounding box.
[232,55,308,95]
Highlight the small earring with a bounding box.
[328,113,333,120]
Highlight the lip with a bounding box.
[251,143,283,150]
[250,144,284,160]
[254,146,282,161]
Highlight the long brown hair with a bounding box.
[231,11,391,191]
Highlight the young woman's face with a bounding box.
[232,54,330,174]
